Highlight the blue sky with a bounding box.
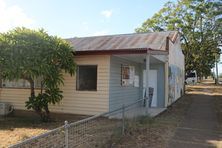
[0,0,221,73]
[1,0,171,38]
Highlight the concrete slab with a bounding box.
[109,107,166,119]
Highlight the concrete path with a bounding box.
[168,84,222,148]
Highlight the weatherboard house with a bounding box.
[0,31,184,116]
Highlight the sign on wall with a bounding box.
[121,65,130,86]
[129,66,135,85]
[134,75,139,87]
[121,65,138,87]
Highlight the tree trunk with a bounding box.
[44,105,50,121]
[22,76,35,99]
[29,79,35,98]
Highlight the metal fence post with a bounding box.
[64,121,69,148]
[122,104,125,135]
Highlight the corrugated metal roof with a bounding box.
[66,31,178,52]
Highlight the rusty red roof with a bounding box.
[66,31,178,52]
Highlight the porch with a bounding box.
[108,51,168,119]
[111,50,168,109]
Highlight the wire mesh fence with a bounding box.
[68,111,123,148]
[10,126,66,148]
[10,98,150,148]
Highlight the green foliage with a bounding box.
[0,27,76,121]
[136,0,222,77]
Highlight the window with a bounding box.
[77,65,97,91]
[186,72,196,78]
[1,79,42,88]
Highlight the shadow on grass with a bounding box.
[0,112,90,131]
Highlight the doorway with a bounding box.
[143,70,158,107]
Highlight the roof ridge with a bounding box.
[66,31,178,40]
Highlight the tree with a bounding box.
[0,27,76,121]
[136,0,222,78]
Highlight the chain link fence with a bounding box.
[10,98,151,148]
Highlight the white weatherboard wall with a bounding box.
[0,88,39,110]
[168,36,185,105]
[0,55,110,115]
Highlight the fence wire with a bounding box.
[10,126,66,148]
[10,98,150,148]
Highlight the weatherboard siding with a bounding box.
[109,56,143,111]
[0,88,38,110]
[0,55,110,115]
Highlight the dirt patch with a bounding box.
[0,117,58,147]
[110,94,193,148]
[0,115,85,148]
[1,79,221,148]
[0,97,193,148]
[213,86,222,130]
[187,81,222,130]
[110,80,222,147]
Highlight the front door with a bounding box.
[143,70,158,107]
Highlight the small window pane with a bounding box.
[77,65,97,91]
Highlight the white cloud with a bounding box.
[92,30,109,36]
[101,10,113,18]
[0,0,34,32]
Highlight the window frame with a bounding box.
[76,65,98,91]
[0,79,42,89]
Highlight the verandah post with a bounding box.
[146,52,150,113]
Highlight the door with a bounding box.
[143,70,158,107]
